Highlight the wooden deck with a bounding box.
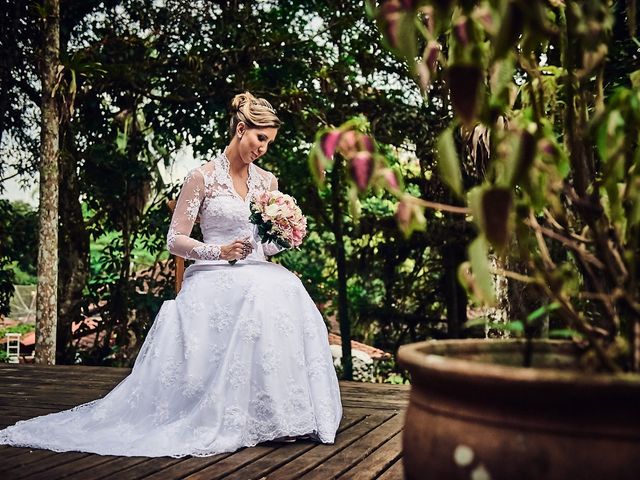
[0,364,409,479]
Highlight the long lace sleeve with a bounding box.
[167,169,221,260]
[261,172,287,257]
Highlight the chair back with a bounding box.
[6,333,21,364]
[167,200,185,294]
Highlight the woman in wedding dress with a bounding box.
[0,92,343,457]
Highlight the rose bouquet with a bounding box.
[249,190,307,250]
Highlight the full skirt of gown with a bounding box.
[0,261,343,457]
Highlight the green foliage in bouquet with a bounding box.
[249,203,293,250]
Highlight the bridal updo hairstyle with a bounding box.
[229,92,281,137]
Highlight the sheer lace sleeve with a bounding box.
[262,172,287,257]
[167,169,221,260]
[268,172,278,191]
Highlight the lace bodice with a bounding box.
[167,152,283,262]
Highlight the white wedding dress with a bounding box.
[0,152,343,457]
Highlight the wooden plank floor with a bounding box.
[0,364,409,479]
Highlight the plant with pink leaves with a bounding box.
[309,117,465,237]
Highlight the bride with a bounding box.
[0,92,343,457]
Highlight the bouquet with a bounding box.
[250,190,307,250]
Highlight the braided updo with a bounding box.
[229,92,281,138]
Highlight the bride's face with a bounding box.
[236,123,278,164]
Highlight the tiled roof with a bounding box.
[327,333,390,360]
[0,330,35,347]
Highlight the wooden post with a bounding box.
[35,0,60,365]
[331,155,352,380]
[175,257,184,294]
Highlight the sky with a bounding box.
[0,2,319,208]
[0,1,406,208]
[1,145,201,208]
[2,171,38,206]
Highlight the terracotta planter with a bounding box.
[397,339,640,480]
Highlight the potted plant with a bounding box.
[309,0,640,477]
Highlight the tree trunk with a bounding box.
[487,253,511,338]
[331,156,352,380]
[57,138,90,364]
[443,242,467,338]
[35,0,60,365]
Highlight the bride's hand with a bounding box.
[220,238,253,261]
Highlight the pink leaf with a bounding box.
[380,2,403,49]
[416,61,431,91]
[395,197,412,228]
[358,134,375,152]
[425,41,440,72]
[395,196,426,237]
[380,168,400,191]
[321,130,341,159]
[420,6,435,34]
[400,0,418,10]
[338,130,359,157]
[453,17,470,46]
[350,151,375,192]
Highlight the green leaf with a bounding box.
[116,129,128,153]
[490,55,516,107]
[463,318,524,335]
[462,318,489,329]
[526,301,560,324]
[308,146,327,187]
[348,187,362,221]
[397,12,418,64]
[507,320,525,334]
[364,0,377,18]
[68,69,77,116]
[556,145,571,178]
[628,168,640,228]
[631,69,640,89]
[437,128,463,196]
[549,328,583,339]
[467,185,484,230]
[597,110,625,174]
[510,125,537,186]
[468,235,496,304]
[493,2,524,60]
[69,69,77,96]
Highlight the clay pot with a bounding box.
[397,339,640,480]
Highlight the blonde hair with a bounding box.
[229,91,281,137]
